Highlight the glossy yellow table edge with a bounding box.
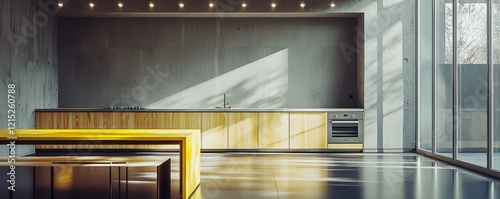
[0,129,201,199]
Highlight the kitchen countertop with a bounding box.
[35,108,364,112]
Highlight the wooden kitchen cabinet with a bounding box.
[258,113,289,149]
[36,110,331,150]
[228,112,259,149]
[163,112,201,129]
[289,113,327,149]
[36,112,202,129]
[35,112,201,149]
[201,112,228,149]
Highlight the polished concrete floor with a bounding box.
[196,153,500,199]
[1,153,500,199]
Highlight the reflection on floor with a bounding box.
[197,153,500,199]
[1,153,500,199]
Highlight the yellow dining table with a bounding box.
[0,129,201,199]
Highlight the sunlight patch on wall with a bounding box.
[383,21,403,149]
[146,49,289,108]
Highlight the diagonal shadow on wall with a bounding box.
[146,49,289,108]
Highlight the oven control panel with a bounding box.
[328,112,363,120]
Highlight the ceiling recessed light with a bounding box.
[242,2,247,7]
[271,2,276,8]
[330,3,336,7]
[209,2,214,8]
[300,3,305,8]
[58,2,63,7]
[118,2,123,8]
[89,2,94,8]
[179,2,184,8]
[149,2,155,8]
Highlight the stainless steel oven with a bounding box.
[327,112,363,144]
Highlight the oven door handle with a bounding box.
[330,120,359,124]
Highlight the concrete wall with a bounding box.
[56,0,416,152]
[0,0,58,156]
[58,17,360,108]
[350,0,415,152]
[0,0,58,197]
[325,0,416,152]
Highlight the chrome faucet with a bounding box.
[223,93,231,109]
[214,93,233,109]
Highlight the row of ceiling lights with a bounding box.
[57,2,336,9]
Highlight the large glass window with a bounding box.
[435,0,454,157]
[419,0,500,172]
[456,0,488,167]
[494,0,500,170]
[420,0,434,151]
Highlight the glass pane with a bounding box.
[493,0,500,170]
[456,0,488,167]
[436,0,453,157]
[420,0,433,151]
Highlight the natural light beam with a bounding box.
[146,49,289,108]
